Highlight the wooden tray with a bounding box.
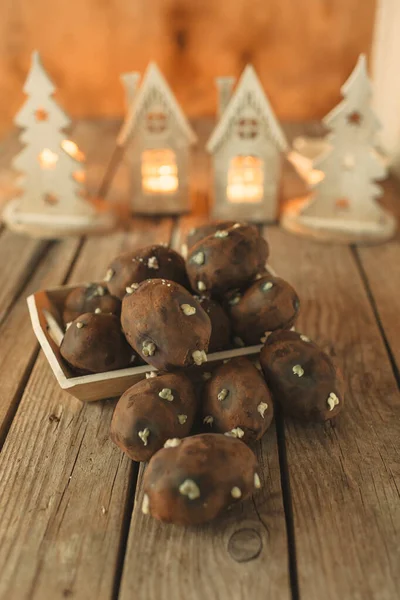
[27,284,262,402]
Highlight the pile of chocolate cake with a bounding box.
[59,221,344,525]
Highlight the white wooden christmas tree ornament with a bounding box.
[282,54,396,244]
[207,65,288,223]
[3,51,115,239]
[118,62,197,215]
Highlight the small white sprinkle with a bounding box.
[300,334,310,343]
[138,427,150,446]
[262,281,274,292]
[292,364,304,377]
[181,243,188,259]
[215,230,229,238]
[94,308,102,314]
[103,268,114,282]
[254,473,261,489]
[192,350,207,366]
[257,402,269,418]
[179,479,200,500]
[231,486,242,499]
[164,438,181,448]
[159,388,174,401]
[225,427,245,439]
[181,304,196,316]
[254,273,263,280]
[76,322,84,329]
[96,285,106,296]
[260,336,267,343]
[218,389,229,401]
[232,223,242,229]
[146,371,158,379]
[125,286,134,294]
[327,392,340,411]
[202,372,212,380]
[254,361,262,371]
[142,341,156,357]
[203,415,214,426]
[234,337,245,347]
[192,251,205,265]
[65,322,72,330]
[148,256,159,270]
[229,294,241,306]
[101,505,107,515]
[178,414,187,425]
[142,493,150,514]
[197,281,206,292]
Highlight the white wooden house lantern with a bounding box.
[206,65,288,223]
[3,51,115,239]
[119,62,197,215]
[283,54,396,244]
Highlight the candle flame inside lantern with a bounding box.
[38,148,59,169]
[227,155,263,203]
[61,139,85,162]
[141,149,178,194]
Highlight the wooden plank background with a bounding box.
[0,0,377,137]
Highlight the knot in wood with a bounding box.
[227,528,262,562]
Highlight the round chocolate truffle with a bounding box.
[110,372,198,462]
[186,224,269,296]
[63,283,121,325]
[104,245,189,300]
[186,221,238,250]
[142,433,260,525]
[60,313,134,374]
[121,279,211,370]
[260,330,344,421]
[227,274,300,345]
[202,357,273,443]
[197,296,231,352]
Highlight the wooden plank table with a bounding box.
[0,119,399,600]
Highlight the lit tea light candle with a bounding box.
[227,155,263,203]
[141,149,179,194]
[38,148,59,169]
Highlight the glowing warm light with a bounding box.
[38,148,59,169]
[227,155,263,203]
[142,149,178,194]
[73,170,86,183]
[308,169,325,185]
[61,139,85,162]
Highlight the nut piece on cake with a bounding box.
[202,357,273,443]
[260,330,344,421]
[227,274,300,345]
[142,433,260,525]
[186,220,238,250]
[60,313,134,374]
[121,279,211,370]
[105,245,189,300]
[63,283,121,325]
[186,224,269,296]
[110,372,198,462]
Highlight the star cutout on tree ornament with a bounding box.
[335,198,350,210]
[347,111,362,125]
[34,108,49,122]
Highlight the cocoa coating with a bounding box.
[260,330,344,421]
[105,245,189,300]
[110,372,198,462]
[186,220,238,249]
[227,275,300,345]
[60,313,134,374]
[63,283,121,325]
[186,224,269,295]
[197,296,231,352]
[121,279,211,370]
[143,433,259,525]
[202,357,273,442]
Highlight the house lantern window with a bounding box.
[227,155,263,203]
[141,149,178,194]
[237,118,258,139]
[146,111,167,133]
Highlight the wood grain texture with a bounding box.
[118,217,291,600]
[0,218,174,600]
[356,239,400,377]
[0,0,376,136]
[266,227,400,600]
